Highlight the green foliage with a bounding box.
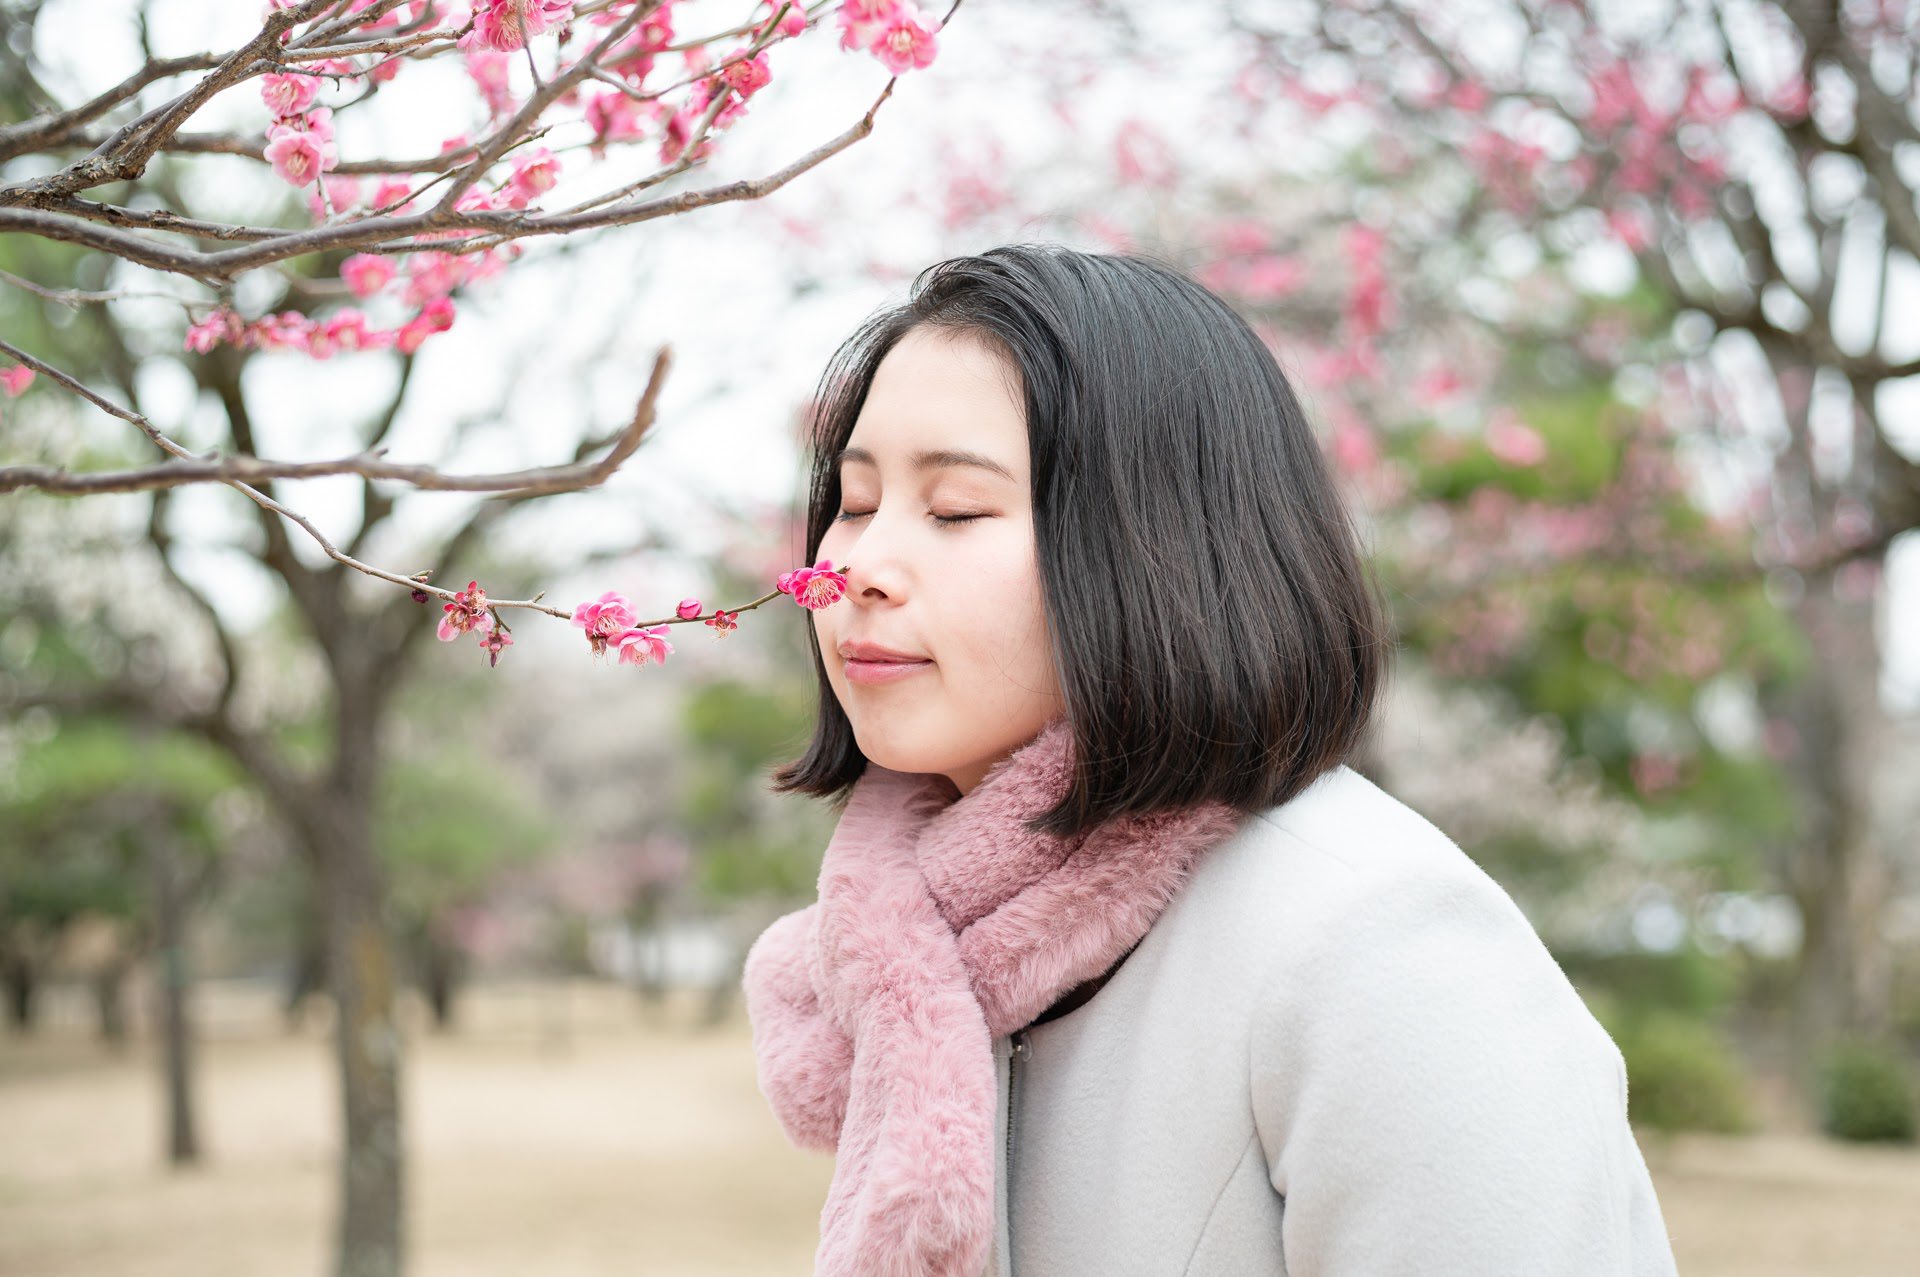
[1818,1038,1918,1143]
[676,676,829,904]
[0,716,243,925]
[377,748,553,921]
[1588,997,1756,1134]
[1562,940,1741,1021]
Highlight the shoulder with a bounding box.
[1178,762,1623,1088]
[1213,765,1626,1124]
[1178,762,1541,969]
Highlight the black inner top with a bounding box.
[1026,936,1143,1029]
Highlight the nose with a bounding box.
[838,521,910,605]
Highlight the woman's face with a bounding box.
[812,325,1064,795]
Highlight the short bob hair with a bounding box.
[771,241,1395,838]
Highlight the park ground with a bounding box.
[1,979,1917,1276]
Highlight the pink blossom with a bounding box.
[290,105,336,147]
[676,597,702,620]
[503,147,561,207]
[371,177,416,211]
[615,624,674,667]
[341,253,396,298]
[394,296,456,354]
[307,309,386,357]
[705,608,740,636]
[720,52,773,97]
[1486,409,1548,467]
[869,7,939,73]
[437,580,494,642]
[1,365,34,396]
[780,559,849,609]
[661,106,716,164]
[585,89,654,149]
[837,0,901,51]
[184,309,245,354]
[1413,366,1466,402]
[466,48,515,116]
[245,310,315,352]
[265,125,328,186]
[459,0,574,54]
[757,0,808,38]
[572,589,638,657]
[262,72,319,117]
[479,624,514,667]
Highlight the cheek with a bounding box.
[938,530,1053,688]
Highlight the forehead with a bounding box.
[848,327,1026,462]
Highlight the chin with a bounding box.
[849,716,972,780]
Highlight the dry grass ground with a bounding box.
[1,978,1916,1276]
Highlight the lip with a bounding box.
[839,640,934,686]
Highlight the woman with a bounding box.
[742,243,1680,1276]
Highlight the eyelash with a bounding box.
[833,510,985,526]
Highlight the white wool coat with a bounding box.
[981,762,1682,1276]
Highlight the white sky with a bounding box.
[13,0,1920,712]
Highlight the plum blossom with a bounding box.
[869,7,939,75]
[615,624,674,667]
[459,0,574,54]
[394,296,456,354]
[265,125,329,186]
[502,147,561,207]
[705,609,740,636]
[572,589,638,656]
[777,559,849,609]
[676,598,703,619]
[184,308,245,353]
[1,365,34,396]
[341,253,396,298]
[720,51,773,98]
[261,71,319,117]
[837,0,940,74]
[756,0,808,38]
[438,580,495,642]
[478,624,514,667]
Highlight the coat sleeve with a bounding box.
[1248,865,1681,1276]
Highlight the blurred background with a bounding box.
[3,1,1918,1274]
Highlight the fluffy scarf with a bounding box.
[740,717,1242,1276]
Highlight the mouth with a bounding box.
[840,645,934,686]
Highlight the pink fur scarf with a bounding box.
[740,718,1242,1276]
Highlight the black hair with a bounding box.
[771,241,1395,837]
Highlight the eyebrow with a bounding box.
[834,445,1017,482]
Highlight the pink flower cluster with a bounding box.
[432,579,514,666]
[264,101,340,188]
[458,0,575,54]
[570,591,676,667]
[183,295,456,358]
[837,0,940,75]
[776,559,849,609]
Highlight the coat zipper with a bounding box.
[1006,1028,1030,1275]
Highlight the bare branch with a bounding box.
[0,343,672,498]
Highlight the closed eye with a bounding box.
[831,510,990,526]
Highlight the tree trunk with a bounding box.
[1777,568,1895,1093]
[93,954,132,1050]
[311,680,405,1277]
[284,898,328,1033]
[148,827,201,1165]
[418,924,462,1032]
[2,946,38,1032]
